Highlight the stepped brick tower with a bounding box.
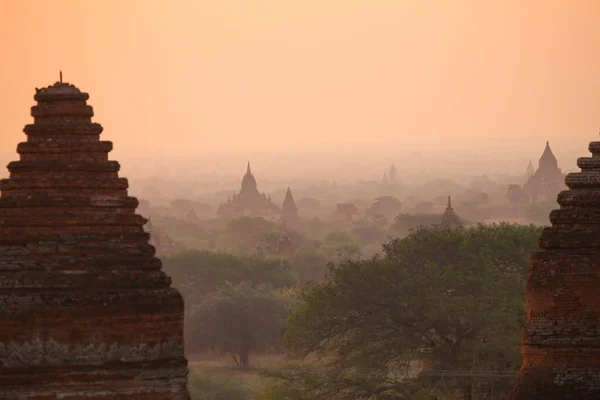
[0,79,190,398]
[280,187,300,227]
[439,196,462,230]
[510,139,600,399]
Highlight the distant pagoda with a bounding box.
[0,78,189,398]
[523,141,567,203]
[510,138,600,399]
[280,187,300,227]
[217,162,279,219]
[439,196,462,230]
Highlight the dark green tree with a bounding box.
[187,282,292,366]
[267,223,541,399]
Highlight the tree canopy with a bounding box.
[162,249,296,309]
[267,223,542,399]
[187,282,293,366]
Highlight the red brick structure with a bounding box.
[510,139,600,399]
[0,80,190,399]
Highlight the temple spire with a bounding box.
[439,195,462,230]
[281,187,300,227]
[246,161,251,174]
[59,70,63,83]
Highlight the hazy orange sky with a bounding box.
[1,0,599,166]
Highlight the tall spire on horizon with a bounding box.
[439,195,462,230]
[241,160,258,193]
[281,186,300,227]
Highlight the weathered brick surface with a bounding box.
[0,82,190,399]
[510,142,600,399]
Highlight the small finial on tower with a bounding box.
[447,196,452,208]
[283,220,287,230]
[59,70,63,83]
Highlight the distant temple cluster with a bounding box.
[217,162,281,219]
[523,141,567,203]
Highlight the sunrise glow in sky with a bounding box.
[0,0,599,164]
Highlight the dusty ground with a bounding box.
[188,353,286,394]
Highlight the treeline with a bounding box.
[164,222,542,399]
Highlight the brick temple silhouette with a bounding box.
[0,76,190,398]
[510,137,600,399]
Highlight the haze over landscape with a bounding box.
[3,1,600,399]
[1,0,599,182]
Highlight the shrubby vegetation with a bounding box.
[156,213,542,399]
